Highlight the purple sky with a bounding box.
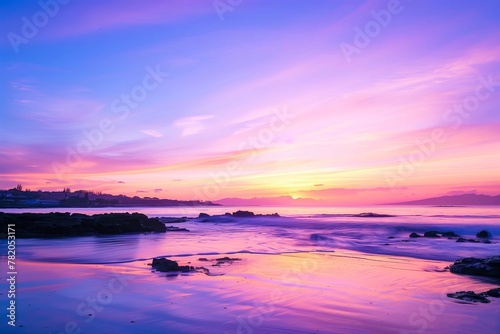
[1,0,500,204]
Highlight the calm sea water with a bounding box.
[1,205,499,333]
[3,204,500,217]
[3,205,499,263]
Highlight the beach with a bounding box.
[3,1,500,332]
[1,206,499,333]
[3,252,499,333]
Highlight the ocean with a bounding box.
[0,205,499,333]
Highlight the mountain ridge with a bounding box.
[390,193,500,205]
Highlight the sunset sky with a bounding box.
[1,0,500,205]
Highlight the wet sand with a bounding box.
[1,250,499,333]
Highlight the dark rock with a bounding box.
[485,288,500,298]
[424,231,441,238]
[354,212,395,218]
[476,230,492,238]
[151,257,179,271]
[224,212,232,216]
[216,256,241,263]
[442,231,460,237]
[142,217,167,232]
[0,212,167,237]
[256,213,280,217]
[159,217,189,224]
[195,266,211,275]
[409,232,421,238]
[456,238,483,243]
[232,210,255,217]
[94,213,144,233]
[197,256,242,267]
[447,291,491,303]
[198,213,210,218]
[447,287,500,304]
[449,256,500,279]
[150,257,193,272]
[165,226,189,232]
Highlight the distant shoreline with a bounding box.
[0,188,220,209]
[0,203,221,209]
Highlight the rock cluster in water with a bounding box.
[165,226,190,232]
[447,256,500,303]
[0,212,167,237]
[449,256,500,279]
[198,256,242,266]
[447,288,500,303]
[149,258,194,272]
[353,212,395,217]
[476,230,492,238]
[408,229,492,243]
[149,256,243,276]
[197,211,280,221]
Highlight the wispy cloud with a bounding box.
[141,129,163,138]
[23,1,213,41]
[174,115,214,137]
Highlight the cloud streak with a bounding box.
[1,1,499,203]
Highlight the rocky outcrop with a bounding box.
[476,230,492,238]
[424,231,441,238]
[215,256,241,264]
[197,211,280,221]
[486,288,500,297]
[165,226,189,232]
[447,288,500,303]
[150,258,194,272]
[456,237,491,244]
[232,210,255,217]
[447,291,491,303]
[441,231,460,237]
[159,217,189,224]
[408,231,462,239]
[149,256,243,276]
[449,256,500,279]
[196,256,242,266]
[0,212,167,237]
[353,212,395,217]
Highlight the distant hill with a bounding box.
[392,194,500,206]
[0,188,219,208]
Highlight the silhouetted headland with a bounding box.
[0,212,168,237]
[0,186,218,208]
